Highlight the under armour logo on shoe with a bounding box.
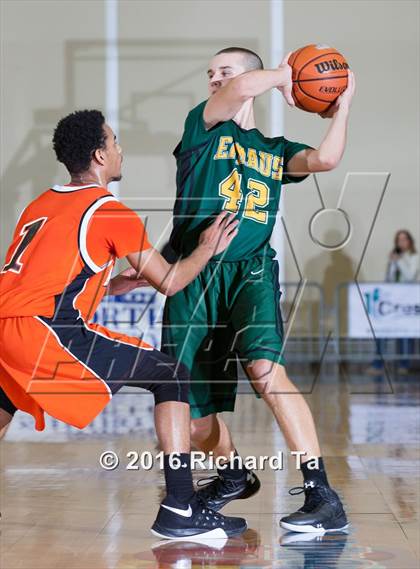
[304,481,316,489]
[247,472,255,483]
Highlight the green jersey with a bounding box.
[169,100,312,261]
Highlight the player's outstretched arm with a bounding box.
[286,71,356,176]
[105,267,150,296]
[204,54,294,128]
[127,212,238,296]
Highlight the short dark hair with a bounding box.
[215,47,264,71]
[53,110,107,174]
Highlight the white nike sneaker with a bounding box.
[151,495,247,540]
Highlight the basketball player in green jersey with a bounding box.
[162,47,355,533]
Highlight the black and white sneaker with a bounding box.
[196,471,261,512]
[279,482,349,533]
[151,495,247,540]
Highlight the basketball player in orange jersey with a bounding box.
[0,109,249,540]
[161,47,355,533]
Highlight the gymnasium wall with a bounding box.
[1,0,418,305]
[0,0,271,259]
[282,0,420,307]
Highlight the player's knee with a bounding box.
[151,361,191,405]
[175,362,190,403]
[247,359,291,395]
[247,358,276,379]
[0,408,14,430]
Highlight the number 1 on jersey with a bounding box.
[2,217,47,274]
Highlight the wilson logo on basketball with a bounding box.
[315,59,349,74]
[288,44,349,113]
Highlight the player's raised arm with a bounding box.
[127,212,238,296]
[204,53,294,128]
[285,71,356,176]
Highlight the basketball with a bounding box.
[288,44,349,113]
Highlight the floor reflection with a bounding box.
[279,531,349,569]
[1,370,419,569]
[116,530,408,568]
[149,529,263,568]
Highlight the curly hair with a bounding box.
[52,110,107,174]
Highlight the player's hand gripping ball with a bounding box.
[288,44,349,113]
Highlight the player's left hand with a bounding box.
[319,70,355,118]
[108,267,150,296]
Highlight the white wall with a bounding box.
[1,0,418,295]
[282,0,419,294]
[0,0,107,254]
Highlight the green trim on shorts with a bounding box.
[190,398,236,419]
[240,349,286,368]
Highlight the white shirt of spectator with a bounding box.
[386,252,419,282]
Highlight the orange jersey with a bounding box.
[0,184,154,430]
[0,184,151,320]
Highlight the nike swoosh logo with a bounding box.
[250,269,263,275]
[161,504,193,518]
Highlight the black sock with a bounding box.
[301,457,329,488]
[163,453,194,505]
[217,450,247,481]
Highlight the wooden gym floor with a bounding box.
[1,364,419,568]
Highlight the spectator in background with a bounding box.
[386,230,419,282]
[368,230,419,375]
